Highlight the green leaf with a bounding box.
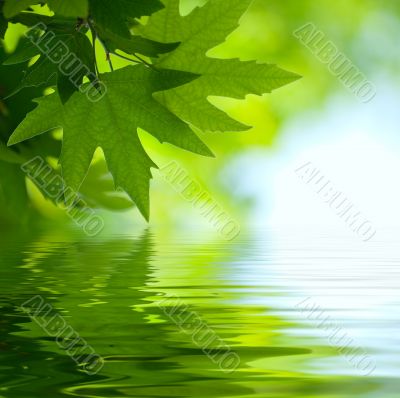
[56,31,95,103]
[143,0,300,132]
[10,54,58,94]
[89,0,163,38]
[7,29,96,103]
[8,65,213,220]
[10,12,75,28]
[3,39,40,65]
[2,0,41,18]
[47,0,89,17]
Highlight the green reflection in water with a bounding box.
[0,228,395,397]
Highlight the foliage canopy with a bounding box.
[0,0,298,222]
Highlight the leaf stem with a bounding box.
[112,52,140,64]
[98,37,114,72]
[133,53,157,70]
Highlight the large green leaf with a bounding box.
[143,0,300,132]
[8,65,212,220]
[47,0,89,17]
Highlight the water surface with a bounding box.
[0,227,399,397]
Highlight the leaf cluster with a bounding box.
[0,0,299,222]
